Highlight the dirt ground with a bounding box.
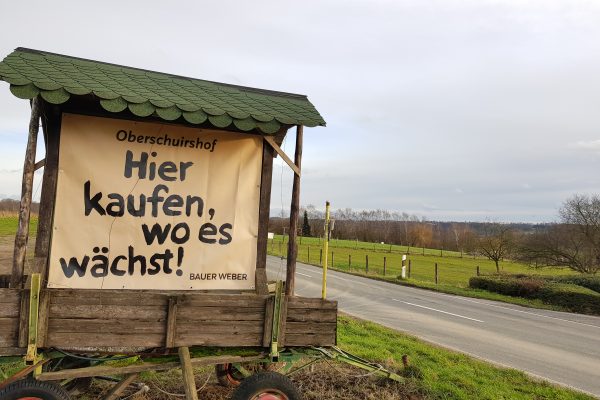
[85,362,421,400]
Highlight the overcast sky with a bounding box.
[1,0,599,222]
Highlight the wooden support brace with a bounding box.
[34,159,45,171]
[165,297,178,348]
[178,346,198,400]
[103,373,139,400]
[263,135,300,177]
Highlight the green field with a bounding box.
[268,235,583,311]
[0,215,37,237]
[268,235,575,287]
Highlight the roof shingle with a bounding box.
[0,48,326,134]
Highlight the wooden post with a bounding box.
[11,97,41,288]
[383,256,387,276]
[476,265,480,276]
[285,125,303,296]
[422,247,425,255]
[440,248,443,257]
[331,251,334,268]
[255,141,275,295]
[435,263,438,284]
[320,249,322,265]
[365,255,369,273]
[408,259,412,278]
[178,346,198,400]
[307,246,310,263]
[348,254,351,267]
[32,102,60,284]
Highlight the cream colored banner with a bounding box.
[48,113,261,290]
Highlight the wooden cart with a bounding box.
[0,48,400,399]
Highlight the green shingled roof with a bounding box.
[0,48,325,134]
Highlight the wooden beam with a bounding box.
[37,354,266,381]
[103,373,139,400]
[255,142,275,295]
[33,102,61,284]
[263,135,300,177]
[178,346,199,400]
[11,97,41,288]
[285,125,303,296]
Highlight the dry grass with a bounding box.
[83,362,419,400]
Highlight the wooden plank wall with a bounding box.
[0,289,22,353]
[0,290,337,353]
[286,297,337,346]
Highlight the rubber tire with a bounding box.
[230,371,300,400]
[0,378,71,400]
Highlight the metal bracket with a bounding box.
[25,273,41,364]
[270,281,284,360]
[313,346,404,382]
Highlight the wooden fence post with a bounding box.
[348,254,351,267]
[365,255,369,273]
[422,247,425,256]
[383,256,387,276]
[331,252,334,268]
[435,263,438,284]
[307,246,310,263]
[319,249,322,266]
[408,259,411,278]
[476,265,480,276]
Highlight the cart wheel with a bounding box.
[0,378,71,400]
[230,372,300,400]
[215,363,261,387]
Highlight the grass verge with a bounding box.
[337,315,594,400]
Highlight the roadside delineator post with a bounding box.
[401,254,407,279]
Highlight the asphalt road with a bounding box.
[266,256,600,397]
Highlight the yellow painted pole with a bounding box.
[322,201,330,299]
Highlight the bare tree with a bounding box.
[477,223,514,272]
[518,195,600,274]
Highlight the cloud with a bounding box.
[569,139,600,153]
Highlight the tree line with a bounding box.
[269,194,600,274]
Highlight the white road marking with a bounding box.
[392,299,484,323]
[297,272,312,278]
[457,297,600,329]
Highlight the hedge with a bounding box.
[469,276,600,315]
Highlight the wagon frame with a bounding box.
[0,48,401,399]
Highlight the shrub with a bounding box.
[469,276,600,315]
[469,276,544,297]
[550,275,600,293]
